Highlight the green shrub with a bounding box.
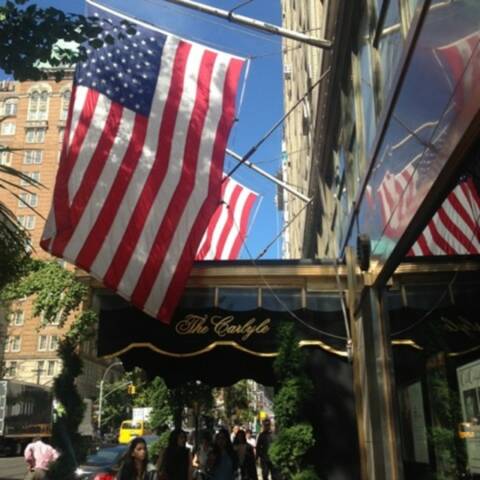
[269,424,315,477]
[274,377,313,430]
[292,468,321,480]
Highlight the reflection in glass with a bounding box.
[378,1,403,100]
[405,284,452,310]
[262,288,302,311]
[306,292,341,312]
[178,288,215,309]
[218,288,258,311]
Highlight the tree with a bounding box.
[0,0,135,81]
[222,380,254,426]
[1,260,97,480]
[0,149,42,289]
[269,323,320,480]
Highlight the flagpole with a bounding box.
[226,148,311,203]
[165,0,332,49]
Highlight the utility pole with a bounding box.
[97,361,123,433]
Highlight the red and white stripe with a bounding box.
[377,161,420,238]
[435,32,480,108]
[41,31,244,322]
[196,176,258,260]
[409,177,480,256]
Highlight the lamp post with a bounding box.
[97,361,123,433]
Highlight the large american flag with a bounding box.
[41,1,245,322]
[196,176,258,260]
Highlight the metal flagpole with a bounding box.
[165,0,332,49]
[224,67,330,186]
[226,148,311,203]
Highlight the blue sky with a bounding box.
[17,0,286,259]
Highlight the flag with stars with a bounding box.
[41,0,245,323]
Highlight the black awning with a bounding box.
[97,302,348,387]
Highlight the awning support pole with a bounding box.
[165,0,333,49]
[226,148,311,203]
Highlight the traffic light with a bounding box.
[127,384,136,395]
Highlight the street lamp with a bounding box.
[97,361,123,432]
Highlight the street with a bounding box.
[0,457,26,480]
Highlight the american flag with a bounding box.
[376,163,480,255]
[408,176,480,256]
[41,1,245,322]
[196,176,258,260]
[434,31,480,109]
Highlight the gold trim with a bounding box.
[391,339,423,350]
[101,339,349,360]
[298,340,349,358]
[447,344,480,357]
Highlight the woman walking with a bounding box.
[233,430,257,480]
[117,437,155,480]
[209,428,238,480]
[157,429,193,480]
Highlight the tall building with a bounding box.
[281,1,480,479]
[0,77,110,399]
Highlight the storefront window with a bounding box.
[218,288,258,311]
[178,288,215,309]
[306,292,341,312]
[261,288,302,311]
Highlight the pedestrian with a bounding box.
[256,419,278,480]
[156,429,193,480]
[116,436,156,480]
[209,428,238,480]
[245,430,256,450]
[24,437,59,480]
[230,425,240,444]
[233,430,257,480]
[192,430,212,480]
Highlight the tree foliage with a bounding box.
[0,0,135,81]
[1,260,97,480]
[222,380,254,426]
[0,153,43,289]
[270,323,320,479]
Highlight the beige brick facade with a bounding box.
[0,77,109,397]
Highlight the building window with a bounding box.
[38,335,48,352]
[0,150,12,166]
[1,122,16,135]
[24,150,43,165]
[58,127,65,143]
[28,90,49,121]
[9,310,24,326]
[18,192,38,208]
[60,90,71,120]
[10,336,21,352]
[5,361,17,377]
[25,128,46,144]
[2,98,18,116]
[49,335,59,351]
[17,215,36,230]
[20,171,40,186]
[47,360,56,376]
[36,360,45,379]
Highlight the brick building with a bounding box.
[0,77,110,399]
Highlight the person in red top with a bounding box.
[24,437,59,480]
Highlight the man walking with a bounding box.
[24,437,59,479]
[256,419,278,480]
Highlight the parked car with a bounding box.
[75,444,127,480]
[75,435,159,480]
